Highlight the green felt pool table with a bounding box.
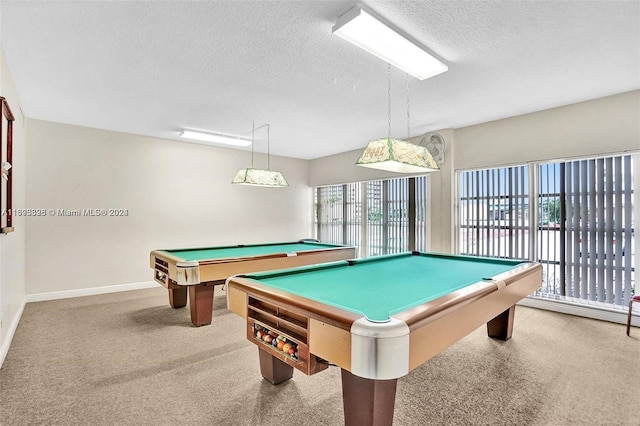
[150,240,356,326]
[226,251,542,425]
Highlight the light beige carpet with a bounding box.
[1,287,638,425]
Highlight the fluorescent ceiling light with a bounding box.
[332,7,448,80]
[180,130,252,147]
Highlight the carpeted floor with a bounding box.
[0,287,638,425]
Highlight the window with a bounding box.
[458,154,636,309]
[538,156,635,306]
[315,176,429,257]
[458,166,530,260]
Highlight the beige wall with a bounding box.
[0,45,27,360]
[455,90,639,170]
[309,90,640,254]
[25,121,313,294]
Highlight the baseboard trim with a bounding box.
[0,298,26,369]
[518,296,638,326]
[25,281,158,303]
[2,281,159,369]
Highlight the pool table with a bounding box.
[150,240,356,326]
[226,251,542,425]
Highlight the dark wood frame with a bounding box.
[0,97,14,234]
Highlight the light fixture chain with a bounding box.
[267,124,271,170]
[387,63,391,140]
[406,72,411,140]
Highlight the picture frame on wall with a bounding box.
[1,97,15,234]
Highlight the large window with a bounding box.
[315,176,430,257]
[458,166,530,260]
[539,157,635,306]
[458,154,636,309]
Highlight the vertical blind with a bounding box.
[459,154,635,309]
[415,176,429,251]
[537,163,563,295]
[345,183,361,251]
[315,176,428,257]
[315,184,343,244]
[561,156,634,305]
[458,166,530,260]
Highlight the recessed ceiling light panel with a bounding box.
[332,7,448,80]
[180,130,252,147]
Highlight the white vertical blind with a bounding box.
[458,166,529,260]
[315,176,428,258]
[415,176,429,251]
[458,154,635,309]
[562,155,634,305]
[315,185,343,243]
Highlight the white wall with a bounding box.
[0,45,27,365]
[25,121,312,295]
[455,90,639,170]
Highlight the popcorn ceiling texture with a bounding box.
[1,1,638,159]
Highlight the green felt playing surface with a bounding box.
[245,253,524,322]
[165,242,342,262]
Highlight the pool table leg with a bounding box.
[341,369,397,426]
[168,286,187,309]
[258,347,293,385]
[487,305,515,340]
[188,284,215,327]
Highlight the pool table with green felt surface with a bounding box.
[226,251,542,426]
[150,240,356,326]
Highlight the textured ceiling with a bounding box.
[1,1,639,160]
